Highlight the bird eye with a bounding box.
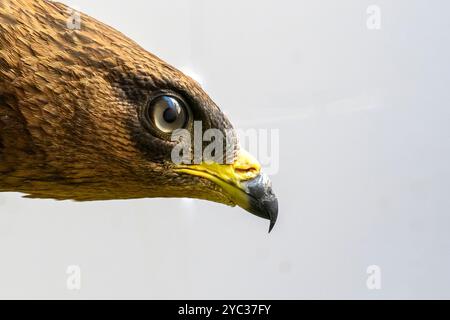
[145,95,189,134]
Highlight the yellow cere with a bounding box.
[174,149,262,208]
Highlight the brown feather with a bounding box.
[0,0,236,205]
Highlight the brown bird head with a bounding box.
[0,0,278,231]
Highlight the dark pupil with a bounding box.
[162,98,179,123]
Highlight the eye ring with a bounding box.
[140,91,192,140]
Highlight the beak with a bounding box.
[175,149,278,232]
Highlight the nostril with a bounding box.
[232,149,261,178]
[235,166,259,176]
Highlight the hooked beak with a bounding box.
[175,149,278,232]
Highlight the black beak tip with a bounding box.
[267,197,278,233]
[268,220,276,233]
[242,174,279,233]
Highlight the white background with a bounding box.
[0,0,449,298]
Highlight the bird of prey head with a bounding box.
[0,0,278,231]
